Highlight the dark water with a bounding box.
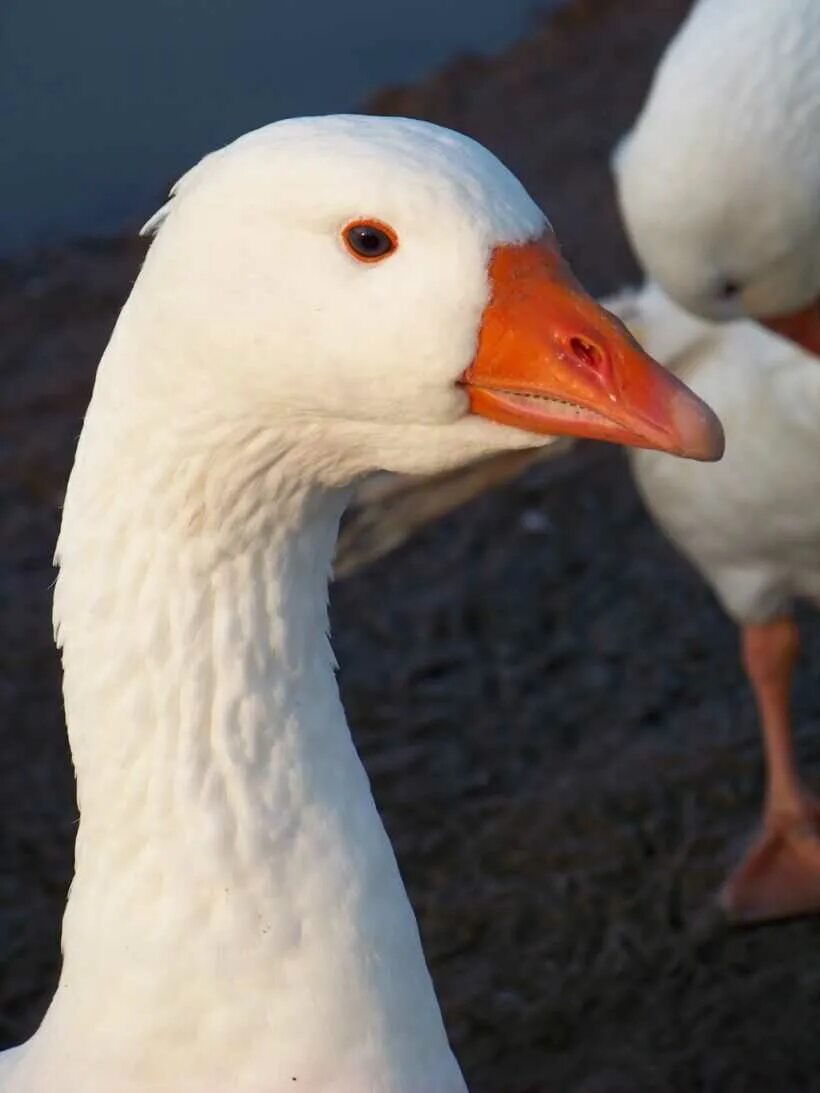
[0,0,557,254]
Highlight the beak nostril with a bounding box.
[569,336,606,373]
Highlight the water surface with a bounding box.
[1,0,556,253]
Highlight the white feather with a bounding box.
[611,282,820,623]
[613,0,820,323]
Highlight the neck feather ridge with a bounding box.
[34,394,464,1092]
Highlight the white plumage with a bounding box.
[614,0,820,335]
[621,283,820,620]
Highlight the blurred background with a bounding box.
[2,0,820,1090]
[0,0,546,254]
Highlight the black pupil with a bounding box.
[349,225,391,257]
[718,278,741,299]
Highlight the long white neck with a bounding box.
[19,331,466,1093]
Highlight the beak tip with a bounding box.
[670,390,725,462]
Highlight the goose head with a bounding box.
[613,0,820,356]
[122,114,721,480]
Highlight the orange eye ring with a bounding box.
[341,218,399,263]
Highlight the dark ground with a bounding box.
[2,0,820,1089]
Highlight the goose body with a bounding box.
[613,281,820,920]
[0,116,719,1091]
[614,0,820,356]
[622,283,820,618]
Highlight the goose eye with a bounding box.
[342,220,398,263]
[717,278,742,300]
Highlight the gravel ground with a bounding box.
[3,1,820,1089]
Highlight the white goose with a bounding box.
[0,116,720,1092]
[614,283,820,922]
[612,0,820,922]
[614,0,820,357]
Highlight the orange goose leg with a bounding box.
[721,617,820,922]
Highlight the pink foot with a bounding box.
[720,798,820,923]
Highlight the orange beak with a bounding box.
[760,295,820,358]
[461,234,724,461]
